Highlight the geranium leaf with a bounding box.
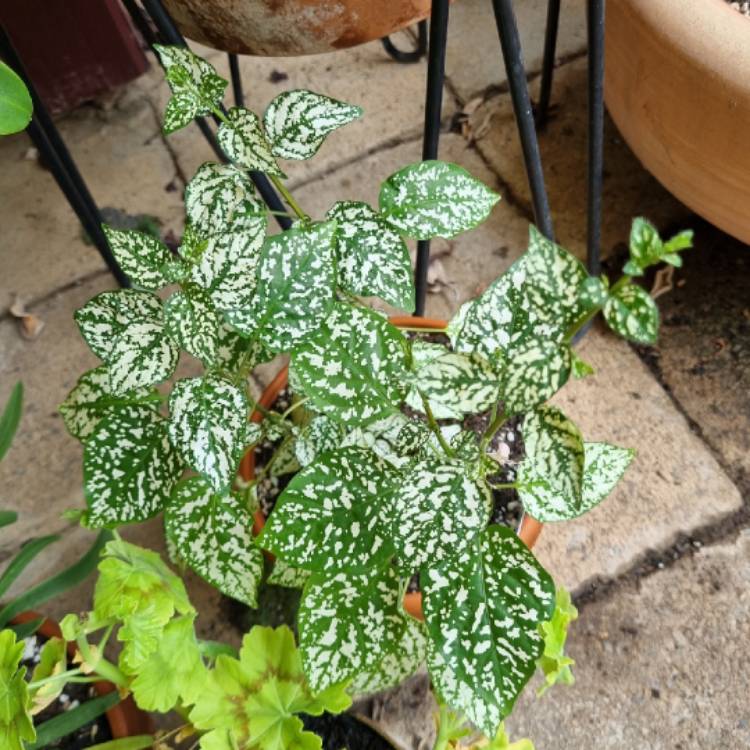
[167,477,262,606]
[83,410,183,527]
[537,586,578,696]
[294,415,343,467]
[390,459,490,574]
[185,162,263,235]
[226,222,336,352]
[74,289,178,394]
[379,161,500,240]
[326,201,414,311]
[264,89,362,161]
[290,303,408,426]
[168,375,248,492]
[423,525,555,736]
[298,566,407,692]
[29,638,67,715]
[164,287,223,363]
[217,107,282,175]
[59,366,160,442]
[259,447,397,573]
[603,283,659,344]
[0,629,36,749]
[102,226,175,290]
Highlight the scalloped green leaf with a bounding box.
[259,447,397,573]
[390,459,490,574]
[102,226,175,290]
[59,366,160,442]
[83,410,183,527]
[379,161,500,240]
[298,566,407,692]
[0,629,35,749]
[29,638,66,715]
[166,477,263,606]
[603,283,659,344]
[291,303,408,426]
[226,222,336,352]
[423,525,555,736]
[537,586,578,696]
[326,201,414,311]
[164,287,223,363]
[217,106,281,175]
[264,89,362,161]
[168,375,248,492]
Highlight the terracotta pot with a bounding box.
[605,0,750,244]
[161,0,432,56]
[240,316,543,621]
[11,612,154,739]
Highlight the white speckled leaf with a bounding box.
[352,615,427,696]
[164,288,223,363]
[390,459,490,574]
[379,161,500,240]
[520,441,634,522]
[59,366,159,442]
[623,217,692,276]
[294,415,343,467]
[213,323,270,375]
[74,290,178,394]
[299,566,407,692]
[102,226,175,290]
[217,107,281,175]
[325,200,414,310]
[517,406,585,521]
[264,89,362,160]
[603,283,659,345]
[267,558,310,589]
[226,222,336,352]
[424,526,555,735]
[259,447,397,573]
[166,477,263,606]
[291,303,408,426]
[168,375,248,491]
[341,413,413,469]
[184,162,263,235]
[83,410,183,527]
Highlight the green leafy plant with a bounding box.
[0,61,32,136]
[60,45,693,739]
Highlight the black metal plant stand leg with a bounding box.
[0,26,130,287]
[382,19,428,63]
[536,0,561,129]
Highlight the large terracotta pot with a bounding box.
[240,316,543,621]
[605,0,750,244]
[162,0,432,56]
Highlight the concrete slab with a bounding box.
[471,58,692,259]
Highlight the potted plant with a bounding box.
[58,46,692,743]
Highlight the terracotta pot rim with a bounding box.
[242,315,544,621]
[10,611,154,739]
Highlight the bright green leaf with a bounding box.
[0,629,36,749]
[29,637,67,715]
[0,382,22,463]
[537,586,578,697]
[0,61,32,136]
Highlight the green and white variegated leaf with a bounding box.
[74,289,178,394]
[59,365,160,441]
[217,107,282,175]
[102,226,174,290]
[269,435,301,477]
[499,339,572,416]
[264,89,362,161]
[424,525,556,736]
[259,447,397,573]
[213,323,270,375]
[291,303,408,426]
[390,459,491,574]
[168,375,248,491]
[189,227,265,316]
[520,441,634,522]
[166,477,263,606]
[379,161,500,240]
[341,412,413,469]
[622,217,692,276]
[579,276,609,309]
[185,162,263,235]
[603,283,659,345]
[84,410,183,527]
[164,288,223,363]
[294,415,343,467]
[406,348,500,420]
[299,565,407,692]
[326,200,414,311]
[226,222,335,352]
[517,406,584,521]
[267,558,310,589]
[154,45,227,134]
[351,615,427,696]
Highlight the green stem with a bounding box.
[28,668,83,690]
[480,405,507,454]
[280,396,308,420]
[269,174,308,222]
[75,635,127,688]
[210,105,230,127]
[419,390,454,458]
[254,433,293,483]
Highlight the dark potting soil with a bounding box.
[21,632,113,750]
[301,712,397,750]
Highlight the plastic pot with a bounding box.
[11,611,154,740]
[240,315,544,620]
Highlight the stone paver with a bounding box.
[471,58,692,258]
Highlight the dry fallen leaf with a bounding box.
[9,296,45,340]
[650,265,675,299]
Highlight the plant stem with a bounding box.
[269,174,308,221]
[419,390,454,458]
[480,405,507,454]
[397,325,448,334]
[75,634,127,688]
[280,396,308,420]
